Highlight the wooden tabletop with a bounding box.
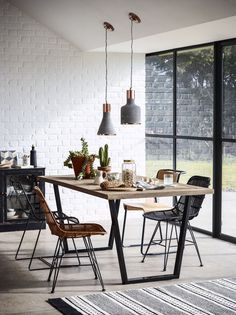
[38,175,214,200]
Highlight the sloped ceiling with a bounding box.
[9,0,236,52]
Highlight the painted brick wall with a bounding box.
[0,0,145,220]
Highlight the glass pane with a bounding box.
[146,53,173,135]
[222,45,236,139]
[221,142,236,236]
[177,46,214,137]
[177,139,213,232]
[146,137,173,178]
[6,174,41,222]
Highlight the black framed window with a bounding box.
[146,38,236,242]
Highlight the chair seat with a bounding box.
[124,202,173,213]
[59,223,106,238]
[144,209,179,221]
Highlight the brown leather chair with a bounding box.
[34,186,106,293]
[121,169,185,251]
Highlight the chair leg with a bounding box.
[84,236,105,291]
[83,237,98,279]
[121,207,128,247]
[159,223,164,243]
[174,223,179,245]
[15,217,30,260]
[123,207,163,250]
[163,222,174,271]
[51,238,64,293]
[28,220,44,270]
[162,222,170,271]
[140,217,146,255]
[87,237,105,291]
[188,222,203,267]
[71,237,81,266]
[48,238,60,282]
[141,222,161,263]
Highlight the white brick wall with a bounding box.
[0,0,145,220]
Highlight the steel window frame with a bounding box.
[146,37,236,243]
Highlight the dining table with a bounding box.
[38,175,213,285]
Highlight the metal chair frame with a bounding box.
[34,186,106,293]
[13,176,51,270]
[141,175,210,270]
[121,169,185,250]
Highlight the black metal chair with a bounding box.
[142,175,210,271]
[121,169,185,251]
[13,176,48,270]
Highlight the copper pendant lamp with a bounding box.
[121,12,141,125]
[97,22,116,135]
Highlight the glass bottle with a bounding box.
[30,145,37,167]
[122,160,136,187]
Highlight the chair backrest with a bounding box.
[34,186,63,236]
[175,175,210,220]
[156,169,184,183]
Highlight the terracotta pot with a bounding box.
[97,166,111,178]
[71,156,93,179]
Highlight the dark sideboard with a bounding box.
[0,167,45,232]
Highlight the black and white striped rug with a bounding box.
[48,278,236,315]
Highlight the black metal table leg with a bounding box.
[108,200,128,284]
[53,184,69,252]
[109,196,191,285]
[108,200,120,249]
[174,195,190,277]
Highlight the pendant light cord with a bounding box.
[105,27,108,104]
[130,19,133,90]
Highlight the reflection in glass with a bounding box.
[146,53,173,135]
[222,45,236,139]
[146,137,173,178]
[177,139,213,232]
[177,46,214,137]
[221,142,236,237]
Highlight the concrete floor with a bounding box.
[1,219,236,315]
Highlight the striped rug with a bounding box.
[48,278,236,315]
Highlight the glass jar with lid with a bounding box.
[122,160,136,187]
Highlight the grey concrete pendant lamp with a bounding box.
[121,13,141,125]
[97,22,116,135]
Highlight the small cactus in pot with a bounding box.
[99,144,110,167]
[98,144,111,177]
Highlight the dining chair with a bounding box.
[142,175,210,271]
[12,175,47,268]
[34,186,106,293]
[121,169,185,251]
[14,177,84,272]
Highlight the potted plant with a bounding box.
[64,138,96,180]
[98,144,111,177]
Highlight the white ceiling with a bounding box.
[9,0,236,53]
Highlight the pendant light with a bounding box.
[97,22,116,135]
[121,12,141,125]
